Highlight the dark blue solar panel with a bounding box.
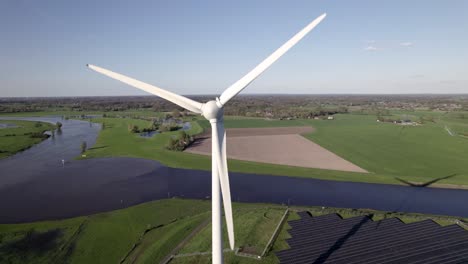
[276,212,468,264]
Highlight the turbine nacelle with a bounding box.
[202,99,224,121]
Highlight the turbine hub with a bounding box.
[202,100,223,121]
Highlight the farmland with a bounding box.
[185,127,367,172]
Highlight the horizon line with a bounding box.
[2,93,468,99]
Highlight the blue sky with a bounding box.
[1,0,467,97]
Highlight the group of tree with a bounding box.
[128,114,184,134]
[28,132,49,139]
[81,141,87,154]
[128,124,141,133]
[165,131,194,151]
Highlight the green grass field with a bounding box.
[0,199,211,264]
[122,213,209,264]
[179,206,285,255]
[2,199,462,264]
[0,120,55,159]
[0,199,286,264]
[305,113,468,181]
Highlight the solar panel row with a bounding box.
[276,211,468,264]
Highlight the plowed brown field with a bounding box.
[185,127,367,173]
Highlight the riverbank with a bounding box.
[0,120,55,159]
[0,116,100,188]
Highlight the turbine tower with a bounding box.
[87,13,326,263]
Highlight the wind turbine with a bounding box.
[87,13,326,263]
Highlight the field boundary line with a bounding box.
[51,217,89,263]
[457,219,468,230]
[172,248,235,258]
[160,216,211,264]
[260,208,289,257]
[120,219,178,264]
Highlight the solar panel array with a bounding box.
[276,211,468,264]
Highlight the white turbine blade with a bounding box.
[219,123,235,250]
[87,64,203,114]
[211,121,235,250]
[218,13,327,106]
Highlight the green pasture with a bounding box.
[0,199,286,264]
[179,206,284,255]
[0,199,211,264]
[305,113,468,182]
[0,120,55,159]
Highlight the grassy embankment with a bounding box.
[0,199,210,264]
[0,199,285,264]
[1,199,465,264]
[81,110,468,187]
[0,120,55,159]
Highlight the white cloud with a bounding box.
[364,46,378,51]
[400,42,413,47]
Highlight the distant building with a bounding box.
[327,116,334,120]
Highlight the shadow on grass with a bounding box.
[0,229,63,256]
[187,137,210,148]
[88,145,109,150]
[395,173,457,188]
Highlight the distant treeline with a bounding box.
[1,95,468,118]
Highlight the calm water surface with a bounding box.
[0,116,100,187]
